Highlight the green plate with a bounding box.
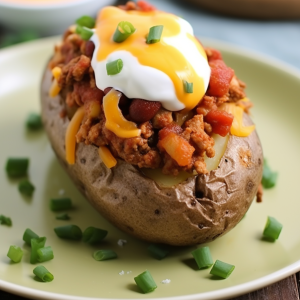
[0,37,300,300]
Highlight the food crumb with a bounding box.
[162,279,171,284]
[126,271,132,274]
[117,239,127,247]
[58,189,65,195]
[119,270,125,275]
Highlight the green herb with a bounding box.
[0,215,12,226]
[76,25,94,40]
[37,246,54,263]
[113,21,135,43]
[76,15,95,28]
[191,246,213,269]
[263,216,282,240]
[50,198,72,211]
[55,213,70,220]
[262,159,278,188]
[54,225,82,240]
[183,80,193,93]
[147,244,169,260]
[18,179,35,197]
[30,237,47,264]
[93,249,117,261]
[134,270,157,293]
[7,245,23,263]
[83,227,107,244]
[5,158,29,177]
[210,260,235,279]
[23,228,39,246]
[146,25,163,44]
[33,265,54,282]
[26,113,43,130]
[106,59,123,75]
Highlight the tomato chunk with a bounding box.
[158,122,183,140]
[206,48,222,61]
[137,1,156,11]
[205,110,234,137]
[158,132,195,166]
[207,60,234,97]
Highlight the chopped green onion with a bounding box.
[33,265,54,282]
[93,249,117,261]
[210,260,235,279]
[76,25,94,40]
[7,245,23,263]
[76,15,95,28]
[26,113,43,130]
[37,246,54,263]
[147,244,169,260]
[263,216,282,240]
[30,237,46,264]
[18,179,35,197]
[54,225,82,240]
[106,59,123,75]
[146,25,163,44]
[191,246,213,269]
[262,159,278,189]
[56,213,70,220]
[183,80,193,93]
[23,228,39,246]
[50,198,72,211]
[113,21,135,43]
[83,227,108,244]
[5,158,29,177]
[0,215,12,226]
[134,270,157,294]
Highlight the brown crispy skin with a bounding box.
[41,68,263,246]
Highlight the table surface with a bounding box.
[0,0,300,299]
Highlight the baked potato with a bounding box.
[40,1,263,246]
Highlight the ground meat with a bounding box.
[140,121,153,139]
[196,96,218,116]
[152,108,173,129]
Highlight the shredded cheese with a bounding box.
[49,67,62,97]
[65,106,85,164]
[98,146,117,169]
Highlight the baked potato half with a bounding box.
[41,68,263,246]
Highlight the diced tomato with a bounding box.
[207,60,234,97]
[158,132,195,166]
[204,109,234,137]
[137,1,156,11]
[206,48,222,61]
[158,122,183,140]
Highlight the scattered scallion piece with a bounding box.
[210,260,235,279]
[93,249,117,261]
[147,244,169,260]
[191,246,213,269]
[113,21,135,43]
[263,216,282,240]
[50,198,72,211]
[76,15,95,28]
[23,228,39,246]
[76,25,94,40]
[26,113,43,130]
[134,270,157,294]
[7,245,23,263]
[18,179,35,197]
[106,59,123,75]
[83,227,108,244]
[30,237,47,264]
[37,246,54,263]
[55,213,70,220]
[0,215,12,226]
[33,265,54,282]
[183,80,193,93]
[146,25,163,44]
[54,225,82,240]
[5,158,29,177]
[262,159,278,189]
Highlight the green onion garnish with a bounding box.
[93,249,117,261]
[106,59,123,75]
[262,159,278,189]
[26,113,43,130]
[50,198,72,211]
[23,228,39,246]
[33,265,54,282]
[0,215,12,226]
[54,225,82,240]
[7,245,23,263]
[263,216,282,240]
[30,237,46,264]
[5,158,29,177]
[76,15,95,28]
[183,80,193,93]
[146,25,163,44]
[76,25,94,41]
[56,213,70,220]
[37,246,54,263]
[191,246,213,269]
[134,270,157,294]
[18,179,35,197]
[147,244,169,260]
[210,260,235,279]
[113,21,135,43]
[83,227,108,244]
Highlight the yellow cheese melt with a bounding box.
[49,67,62,97]
[98,146,117,168]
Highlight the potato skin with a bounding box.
[41,68,263,246]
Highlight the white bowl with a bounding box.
[0,0,116,35]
